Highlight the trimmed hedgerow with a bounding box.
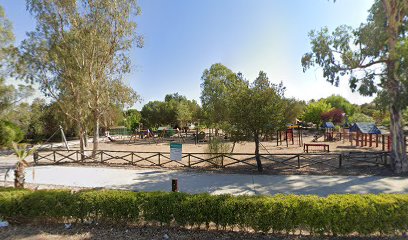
[1,187,408,236]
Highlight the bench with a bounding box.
[303,143,330,153]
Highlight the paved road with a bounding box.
[1,165,408,196]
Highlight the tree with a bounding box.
[0,4,33,119]
[0,79,33,117]
[26,98,46,140]
[123,109,141,131]
[19,0,141,158]
[165,93,187,103]
[283,98,306,124]
[324,95,356,116]
[349,113,375,124]
[12,142,36,188]
[302,100,333,127]
[301,1,408,173]
[141,94,201,128]
[200,63,237,131]
[228,71,286,172]
[0,120,24,147]
[321,108,345,125]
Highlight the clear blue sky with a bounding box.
[1,0,375,109]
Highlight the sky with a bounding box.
[1,0,375,109]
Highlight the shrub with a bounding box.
[205,138,231,167]
[1,188,408,236]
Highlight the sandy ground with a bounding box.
[72,130,386,154]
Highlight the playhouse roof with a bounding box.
[349,122,382,134]
[324,122,335,129]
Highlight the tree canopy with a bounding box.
[302,100,333,127]
[302,0,408,172]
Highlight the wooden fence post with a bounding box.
[376,135,379,148]
[188,154,191,167]
[53,151,56,163]
[158,153,161,166]
[131,152,134,165]
[382,135,385,151]
[297,155,300,168]
[33,152,38,164]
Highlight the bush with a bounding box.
[2,188,408,236]
[0,121,24,147]
[205,138,231,167]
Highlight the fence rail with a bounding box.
[33,150,390,172]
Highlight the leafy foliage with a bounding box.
[141,94,201,128]
[2,188,408,236]
[205,138,231,167]
[302,100,333,127]
[324,95,356,116]
[18,0,142,155]
[283,98,306,124]
[123,109,141,131]
[12,142,36,163]
[321,108,345,125]
[200,64,237,128]
[349,113,375,124]
[302,0,408,172]
[0,120,23,147]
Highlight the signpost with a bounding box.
[170,143,182,161]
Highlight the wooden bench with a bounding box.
[303,143,330,153]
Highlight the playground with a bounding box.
[78,124,397,155]
[31,123,404,176]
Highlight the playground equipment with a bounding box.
[128,129,157,144]
[107,126,132,138]
[347,122,407,151]
[156,127,185,143]
[349,122,383,148]
[323,122,335,141]
[276,125,303,147]
[37,125,70,151]
[127,126,187,144]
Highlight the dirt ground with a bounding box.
[30,130,395,176]
[72,130,386,154]
[0,224,404,240]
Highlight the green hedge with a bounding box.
[1,188,408,235]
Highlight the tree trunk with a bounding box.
[389,105,408,173]
[14,162,25,188]
[84,130,88,148]
[230,141,236,153]
[92,111,100,158]
[79,127,85,161]
[382,0,408,173]
[254,132,263,172]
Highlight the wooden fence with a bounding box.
[33,150,390,172]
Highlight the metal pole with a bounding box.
[60,125,70,151]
